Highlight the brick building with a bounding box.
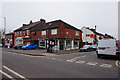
[31,20,82,50]
[14,19,45,45]
[5,32,14,46]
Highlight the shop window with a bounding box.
[75,31,79,36]
[74,40,78,47]
[66,40,71,48]
[51,29,57,35]
[42,31,46,35]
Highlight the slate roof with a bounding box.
[31,20,82,32]
[14,21,40,32]
[5,32,14,35]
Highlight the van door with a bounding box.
[98,40,116,55]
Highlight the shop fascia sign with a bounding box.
[22,36,30,38]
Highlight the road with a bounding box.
[1,50,120,79]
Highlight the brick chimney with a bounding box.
[23,24,27,26]
[29,20,33,24]
[40,19,46,23]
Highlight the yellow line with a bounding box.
[116,60,120,68]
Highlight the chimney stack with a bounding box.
[29,20,33,24]
[95,25,96,31]
[40,19,46,23]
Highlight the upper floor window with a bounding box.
[33,32,37,36]
[51,29,57,35]
[17,31,19,36]
[86,34,90,37]
[20,31,22,36]
[75,31,79,36]
[23,31,25,36]
[42,31,46,35]
[27,30,29,35]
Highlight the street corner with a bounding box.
[116,60,120,68]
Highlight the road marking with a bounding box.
[66,59,76,62]
[87,62,98,66]
[75,60,86,64]
[3,65,28,80]
[0,70,14,79]
[116,60,120,68]
[52,58,56,60]
[100,64,112,68]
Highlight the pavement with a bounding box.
[2,47,80,56]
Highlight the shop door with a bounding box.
[60,40,64,50]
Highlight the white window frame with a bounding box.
[17,31,19,36]
[23,31,25,36]
[27,30,29,35]
[20,31,22,36]
[51,29,57,35]
[75,31,79,36]
[42,30,46,35]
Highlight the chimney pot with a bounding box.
[40,19,46,23]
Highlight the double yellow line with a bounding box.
[116,60,120,67]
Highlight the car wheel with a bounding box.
[26,47,29,50]
[96,52,101,58]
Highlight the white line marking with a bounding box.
[66,60,75,62]
[0,70,14,79]
[75,60,86,64]
[87,62,98,66]
[3,65,28,79]
[100,64,112,68]
[52,58,56,60]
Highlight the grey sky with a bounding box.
[2,2,118,38]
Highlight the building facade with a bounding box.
[31,20,82,50]
[14,19,45,45]
[5,32,14,46]
[81,26,104,45]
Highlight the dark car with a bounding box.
[14,44,23,49]
[80,45,91,52]
[90,45,97,51]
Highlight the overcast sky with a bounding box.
[1,1,118,38]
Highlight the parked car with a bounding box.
[5,44,10,48]
[80,45,91,52]
[22,43,37,50]
[0,44,3,47]
[96,39,120,58]
[14,44,23,49]
[90,45,97,51]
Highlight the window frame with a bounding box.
[41,30,46,36]
[51,29,57,35]
[75,31,79,36]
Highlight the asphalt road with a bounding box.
[1,50,120,79]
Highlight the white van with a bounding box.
[96,39,120,58]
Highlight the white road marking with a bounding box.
[0,70,14,79]
[100,64,112,68]
[87,62,98,66]
[3,65,28,80]
[75,60,86,64]
[66,59,76,62]
[52,58,56,60]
